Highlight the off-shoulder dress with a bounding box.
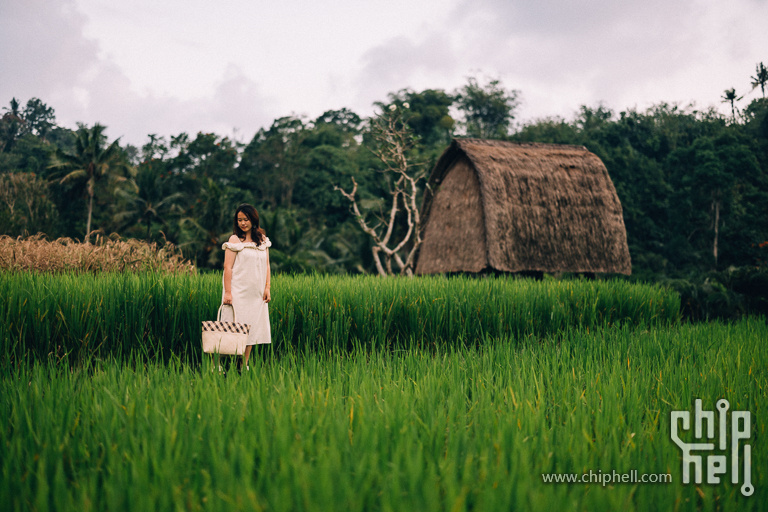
[221,238,272,345]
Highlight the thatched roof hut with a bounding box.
[415,139,631,275]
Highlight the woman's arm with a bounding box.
[222,235,239,304]
[263,248,271,303]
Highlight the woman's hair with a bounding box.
[233,204,266,245]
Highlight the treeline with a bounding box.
[1,74,767,285]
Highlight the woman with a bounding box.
[222,203,271,370]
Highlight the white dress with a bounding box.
[221,237,272,345]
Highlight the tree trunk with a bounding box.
[85,191,94,242]
[371,247,386,276]
[334,106,425,276]
[712,198,720,268]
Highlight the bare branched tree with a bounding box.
[334,104,426,276]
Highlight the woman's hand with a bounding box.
[223,291,233,305]
[263,286,271,303]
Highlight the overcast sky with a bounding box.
[2,0,766,147]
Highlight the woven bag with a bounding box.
[201,304,251,355]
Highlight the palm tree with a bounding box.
[751,62,768,98]
[721,88,742,122]
[113,164,184,239]
[0,98,24,152]
[49,124,130,241]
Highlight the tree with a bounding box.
[22,98,56,140]
[239,116,308,207]
[334,104,426,276]
[380,88,455,146]
[721,88,743,122]
[0,172,57,235]
[259,207,358,274]
[512,116,579,145]
[0,97,56,148]
[294,144,356,226]
[179,176,232,268]
[575,104,614,134]
[312,108,362,148]
[141,134,169,162]
[0,98,24,153]
[49,124,131,241]
[665,131,763,270]
[182,132,238,182]
[113,164,184,240]
[751,62,768,98]
[454,77,519,139]
[742,98,768,159]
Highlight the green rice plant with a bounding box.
[0,272,680,364]
[0,271,217,364]
[270,275,680,351]
[1,318,764,511]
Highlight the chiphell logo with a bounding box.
[670,398,753,496]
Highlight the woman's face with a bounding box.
[237,212,252,234]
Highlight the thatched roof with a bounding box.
[415,138,631,275]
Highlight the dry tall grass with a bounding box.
[0,234,195,274]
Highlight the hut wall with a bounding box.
[462,141,631,274]
[476,148,630,274]
[416,139,631,275]
[416,156,487,274]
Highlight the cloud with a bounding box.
[0,0,99,103]
[77,64,278,146]
[0,0,277,146]
[350,0,746,121]
[201,66,280,142]
[356,31,458,106]
[448,0,702,84]
[444,0,768,120]
[3,0,767,145]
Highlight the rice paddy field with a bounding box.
[1,272,766,511]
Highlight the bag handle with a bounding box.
[217,304,237,323]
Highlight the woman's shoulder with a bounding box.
[222,235,247,251]
[259,236,272,249]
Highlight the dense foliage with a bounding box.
[512,101,768,281]
[2,74,767,283]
